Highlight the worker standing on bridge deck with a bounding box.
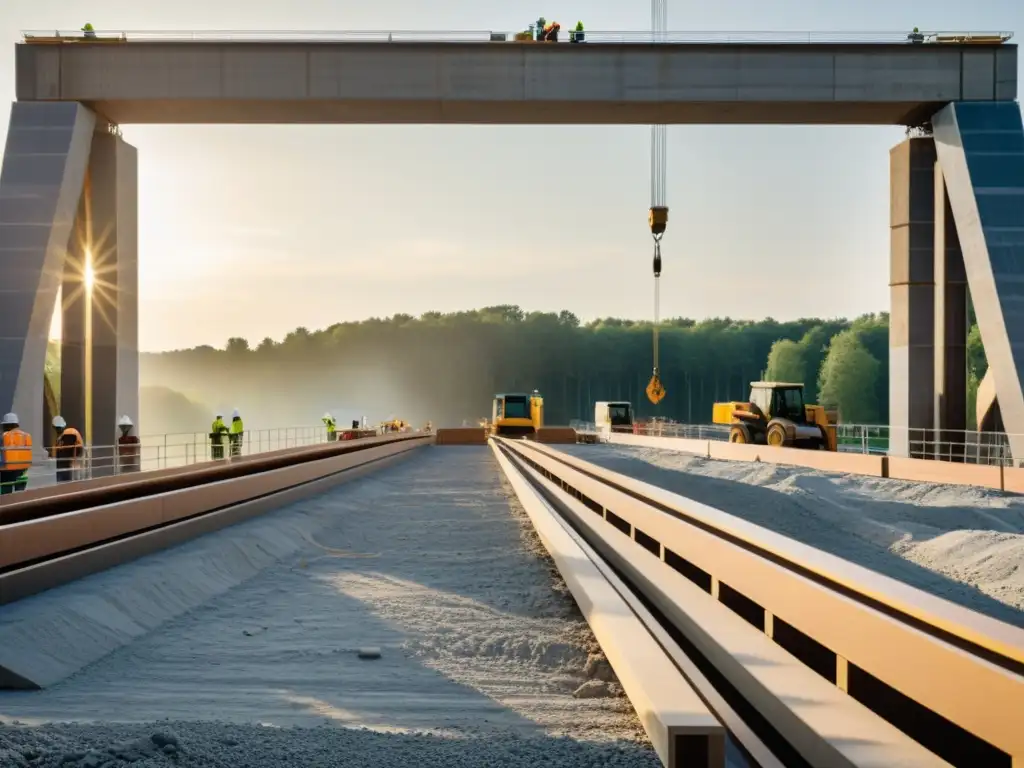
[541,20,561,41]
[82,23,96,39]
[117,415,141,473]
[51,416,83,483]
[229,409,244,458]
[0,413,32,495]
[323,412,338,441]
[210,413,229,460]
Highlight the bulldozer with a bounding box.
[713,382,837,451]
[488,391,544,438]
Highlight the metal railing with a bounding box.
[571,419,1023,467]
[3,424,334,496]
[20,29,1014,45]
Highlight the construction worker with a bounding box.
[0,413,32,495]
[51,416,84,483]
[116,415,141,473]
[82,23,96,39]
[229,409,244,458]
[210,413,229,460]
[323,412,338,441]
[542,20,561,42]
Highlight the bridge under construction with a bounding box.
[0,427,1020,768]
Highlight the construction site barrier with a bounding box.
[608,433,1023,492]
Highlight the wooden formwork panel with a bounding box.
[435,428,487,445]
[535,427,577,444]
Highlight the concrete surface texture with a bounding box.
[13,41,1017,125]
[0,447,660,766]
[561,444,1024,625]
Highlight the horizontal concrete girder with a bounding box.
[14,41,1018,125]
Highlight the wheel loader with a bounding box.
[712,382,837,451]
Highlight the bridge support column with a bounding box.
[0,102,95,448]
[66,128,139,476]
[0,102,138,465]
[889,137,936,459]
[933,102,1024,464]
[932,162,967,462]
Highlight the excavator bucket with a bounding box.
[646,373,666,405]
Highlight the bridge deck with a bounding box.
[14,39,1017,125]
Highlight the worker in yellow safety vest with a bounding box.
[229,409,244,457]
[210,413,229,460]
[0,412,33,495]
[323,412,338,441]
[82,23,97,39]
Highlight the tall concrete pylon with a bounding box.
[0,101,138,457]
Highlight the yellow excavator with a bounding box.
[487,391,544,437]
[713,382,837,451]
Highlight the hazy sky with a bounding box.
[2,0,1022,351]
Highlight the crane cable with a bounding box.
[646,0,668,406]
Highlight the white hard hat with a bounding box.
[232,409,240,418]
[118,415,133,427]
[1,412,18,426]
[52,415,67,429]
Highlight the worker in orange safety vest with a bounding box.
[1,412,33,495]
[117,415,141,473]
[52,415,84,483]
[542,20,561,41]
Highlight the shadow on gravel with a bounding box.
[562,446,1023,627]
[0,720,663,768]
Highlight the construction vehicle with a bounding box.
[489,391,544,437]
[595,401,634,437]
[713,382,837,451]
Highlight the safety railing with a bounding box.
[20,29,1014,45]
[577,418,1023,467]
[5,424,338,496]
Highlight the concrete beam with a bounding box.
[512,440,1024,765]
[492,441,726,768]
[14,41,1016,125]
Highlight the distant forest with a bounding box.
[130,306,989,431]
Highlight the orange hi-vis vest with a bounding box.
[2,429,33,471]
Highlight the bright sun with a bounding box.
[84,264,95,291]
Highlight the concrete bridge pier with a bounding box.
[0,101,138,454]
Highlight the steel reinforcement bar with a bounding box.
[495,437,1024,768]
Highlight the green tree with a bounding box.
[764,339,805,383]
[817,329,882,424]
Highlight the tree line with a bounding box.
[133,306,988,430]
